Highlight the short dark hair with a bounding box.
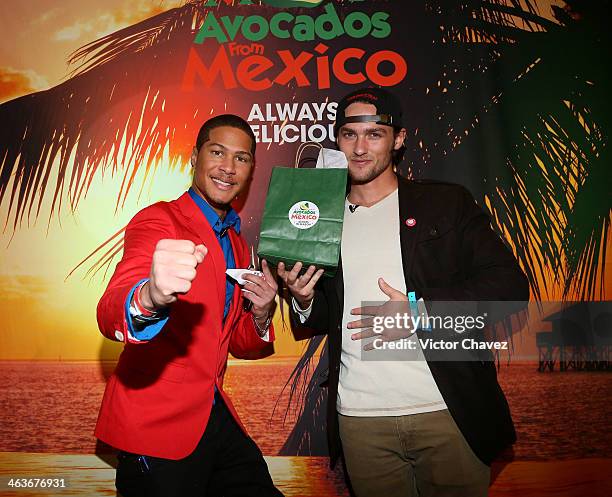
[196,114,256,156]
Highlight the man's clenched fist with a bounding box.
[139,239,208,311]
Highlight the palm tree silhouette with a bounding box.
[0,0,609,456]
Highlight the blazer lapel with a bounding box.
[175,192,226,319]
[334,256,344,311]
[223,229,246,334]
[397,176,425,287]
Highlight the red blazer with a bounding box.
[95,192,275,460]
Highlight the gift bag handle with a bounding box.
[294,141,322,169]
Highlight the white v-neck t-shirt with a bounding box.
[337,189,447,416]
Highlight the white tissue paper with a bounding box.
[315,148,348,169]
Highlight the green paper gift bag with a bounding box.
[258,166,347,276]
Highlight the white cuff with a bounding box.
[292,297,313,324]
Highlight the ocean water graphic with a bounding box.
[0,360,610,460]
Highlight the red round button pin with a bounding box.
[405,218,416,227]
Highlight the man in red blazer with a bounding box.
[95,114,284,497]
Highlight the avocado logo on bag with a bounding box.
[289,201,320,229]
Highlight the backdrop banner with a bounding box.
[0,1,610,496]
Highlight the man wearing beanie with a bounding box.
[278,87,529,497]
